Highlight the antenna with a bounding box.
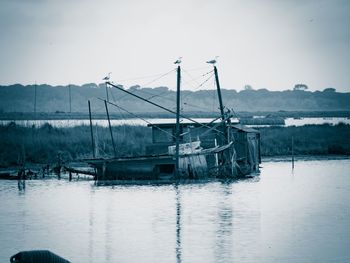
[34,81,37,115]
[68,84,72,113]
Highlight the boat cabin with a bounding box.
[146,119,261,173]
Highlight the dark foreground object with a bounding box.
[10,250,70,263]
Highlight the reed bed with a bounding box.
[0,122,349,167]
[257,123,350,156]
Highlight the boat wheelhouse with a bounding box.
[147,120,261,176]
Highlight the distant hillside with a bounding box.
[0,83,349,114]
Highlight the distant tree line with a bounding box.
[0,83,349,114]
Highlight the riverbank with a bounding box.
[0,123,349,167]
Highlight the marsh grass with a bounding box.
[0,123,151,166]
[0,122,349,167]
[257,123,350,156]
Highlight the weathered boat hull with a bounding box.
[88,154,209,181]
[87,146,258,182]
[0,172,18,180]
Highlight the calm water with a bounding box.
[0,159,349,263]
[1,117,349,128]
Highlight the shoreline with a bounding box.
[262,154,350,162]
[1,154,349,172]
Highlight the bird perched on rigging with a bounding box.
[206,56,219,65]
[174,57,182,64]
[103,72,112,81]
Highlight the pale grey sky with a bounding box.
[1,0,349,91]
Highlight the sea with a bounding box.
[0,158,349,263]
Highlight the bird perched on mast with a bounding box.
[206,56,219,65]
[103,72,112,81]
[174,57,182,65]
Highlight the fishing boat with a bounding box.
[87,60,261,181]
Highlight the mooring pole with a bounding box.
[175,65,181,178]
[88,100,95,158]
[104,100,117,158]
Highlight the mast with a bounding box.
[105,82,109,102]
[88,100,95,158]
[213,65,230,144]
[104,100,117,158]
[213,66,225,121]
[175,65,181,178]
[212,62,234,177]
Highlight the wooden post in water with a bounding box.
[88,100,95,158]
[104,100,117,157]
[175,65,181,178]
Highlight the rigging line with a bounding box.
[146,91,174,101]
[99,98,176,140]
[181,72,215,102]
[230,108,240,119]
[116,70,211,104]
[113,68,176,83]
[187,115,234,141]
[182,69,202,86]
[187,72,214,93]
[182,102,216,112]
[106,81,224,134]
[145,86,187,102]
[140,68,176,87]
[117,86,177,104]
[185,116,222,135]
[109,86,117,102]
[182,66,211,72]
[92,103,107,113]
[202,70,214,76]
[181,69,214,88]
[113,80,178,104]
[112,68,176,102]
[124,88,177,104]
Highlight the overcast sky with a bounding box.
[1,0,349,92]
